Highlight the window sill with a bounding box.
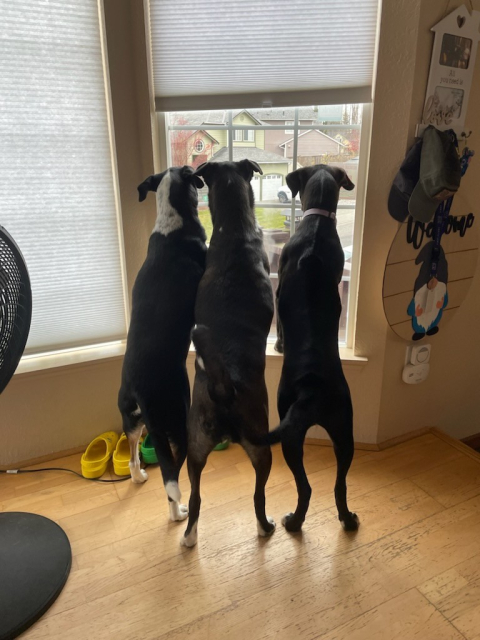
[14,339,368,377]
[15,340,127,376]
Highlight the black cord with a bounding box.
[0,465,152,483]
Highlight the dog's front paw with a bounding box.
[274,339,284,354]
[281,512,303,532]
[257,516,276,537]
[340,512,360,531]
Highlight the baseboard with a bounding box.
[431,427,480,463]
[305,426,432,452]
[305,438,379,451]
[376,426,432,451]
[5,426,479,470]
[461,432,480,451]
[0,445,87,471]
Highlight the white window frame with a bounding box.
[160,105,372,349]
[233,129,242,142]
[245,129,254,142]
[285,121,294,134]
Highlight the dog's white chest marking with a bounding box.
[153,171,183,236]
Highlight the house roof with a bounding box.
[169,107,318,127]
[232,109,263,124]
[279,129,348,148]
[209,146,289,164]
[192,130,219,144]
[248,107,317,122]
[169,111,226,126]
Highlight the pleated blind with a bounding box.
[150,0,379,111]
[0,0,127,355]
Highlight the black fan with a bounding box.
[0,225,71,640]
[0,225,32,393]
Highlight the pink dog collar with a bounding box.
[302,208,337,225]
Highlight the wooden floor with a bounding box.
[2,431,480,640]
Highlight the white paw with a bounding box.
[180,523,198,547]
[169,502,189,522]
[257,516,276,537]
[130,465,148,484]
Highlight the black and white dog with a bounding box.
[118,166,206,521]
[266,164,359,533]
[180,159,275,547]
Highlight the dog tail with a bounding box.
[265,395,316,445]
[192,325,236,405]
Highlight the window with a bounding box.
[234,130,254,142]
[195,139,205,152]
[151,0,378,347]
[1,0,127,356]
[162,105,368,345]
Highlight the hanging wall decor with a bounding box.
[421,4,480,133]
[383,159,478,341]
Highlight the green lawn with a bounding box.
[199,207,286,242]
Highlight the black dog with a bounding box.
[266,164,359,533]
[180,159,275,547]
[118,166,206,522]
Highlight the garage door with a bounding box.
[262,174,283,201]
[252,175,261,201]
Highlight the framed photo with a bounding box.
[421,5,480,132]
[440,33,472,69]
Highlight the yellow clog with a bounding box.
[81,431,119,479]
[112,433,132,477]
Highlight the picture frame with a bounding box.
[421,4,480,133]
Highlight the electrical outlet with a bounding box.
[402,363,430,384]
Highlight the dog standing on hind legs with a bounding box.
[180,159,276,548]
[118,166,206,522]
[267,164,359,533]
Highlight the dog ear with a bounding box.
[237,159,263,182]
[193,162,216,185]
[328,166,355,191]
[286,169,302,198]
[137,171,166,202]
[182,165,204,189]
[340,171,355,191]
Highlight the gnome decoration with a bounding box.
[407,242,449,340]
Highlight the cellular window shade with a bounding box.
[150,0,379,112]
[0,0,127,355]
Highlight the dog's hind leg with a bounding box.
[281,434,312,532]
[167,428,189,522]
[274,395,318,531]
[119,392,148,484]
[323,400,359,532]
[181,427,214,548]
[242,441,276,537]
[147,425,189,522]
[127,423,148,484]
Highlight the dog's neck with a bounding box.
[210,179,257,236]
[301,172,339,216]
[303,208,336,225]
[153,171,199,237]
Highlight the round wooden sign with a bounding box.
[383,190,478,341]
